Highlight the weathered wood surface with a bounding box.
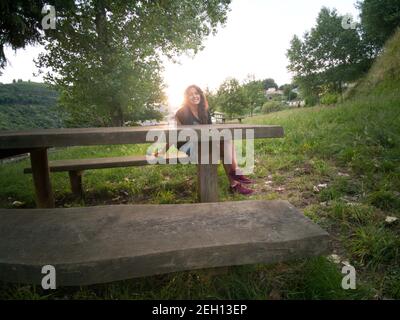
[197,142,219,203]
[0,200,330,286]
[197,163,219,203]
[24,154,189,173]
[0,124,284,150]
[30,148,54,208]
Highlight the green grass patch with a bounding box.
[347,225,400,271]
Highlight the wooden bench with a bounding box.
[223,116,244,123]
[0,200,330,286]
[211,113,244,124]
[24,154,188,198]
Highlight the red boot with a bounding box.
[229,168,254,185]
[229,182,254,195]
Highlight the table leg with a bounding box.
[197,141,219,203]
[197,163,219,203]
[30,148,55,208]
[69,170,83,199]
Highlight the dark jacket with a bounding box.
[175,105,212,125]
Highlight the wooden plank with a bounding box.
[0,200,330,286]
[24,154,189,173]
[197,163,219,203]
[197,141,219,202]
[29,148,55,208]
[0,124,284,149]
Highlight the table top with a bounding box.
[0,124,284,150]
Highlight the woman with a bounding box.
[175,85,254,195]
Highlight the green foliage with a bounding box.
[367,190,400,211]
[280,83,298,101]
[0,1,75,71]
[261,101,284,114]
[287,7,374,101]
[0,104,64,130]
[328,201,375,225]
[209,76,277,116]
[282,257,369,299]
[241,77,268,116]
[320,93,339,105]
[347,225,400,270]
[0,81,58,106]
[353,29,400,97]
[204,87,218,114]
[36,0,232,126]
[304,95,319,107]
[263,78,278,90]
[358,0,400,49]
[216,78,248,117]
[0,81,65,130]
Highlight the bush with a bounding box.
[304,95,319,106]
[261,101,284,114]
[253,106,261,114]
[320,93,340,105]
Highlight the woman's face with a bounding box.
[187,87,201,106]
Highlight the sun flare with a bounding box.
[166,86,185,113]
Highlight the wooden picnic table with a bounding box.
[0,124,284,208]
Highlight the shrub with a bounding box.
[304,95,319,106]
[261,101,284,114]
[320,93,340,105]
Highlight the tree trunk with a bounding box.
[339,81,344,102]
[111,105,124,126]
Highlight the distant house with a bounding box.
[288,100,306,108]
[211,111,226,124]
[265,88,284,100]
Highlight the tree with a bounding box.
[36,0,231,126]
[217,78,247,118]
[287,7,374,104]
[0,0,74,71]
[357,0,400,49]
[280,84,298,101]
[204,87,218,114]
[242,77,267,116]
[263,78,278,90]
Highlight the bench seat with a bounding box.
[24,153,188,197]
[0,200,330,286]
[24,154,188,173]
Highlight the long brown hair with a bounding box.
[183,85,209,124]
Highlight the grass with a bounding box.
[0,258,370,300]
[243,92,400,299]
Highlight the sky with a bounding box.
[0,0,360,108]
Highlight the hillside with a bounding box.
[351,28,400,96]
[0,81,65,130]
[244,31,400,299]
